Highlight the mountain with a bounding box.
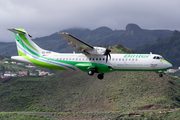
[0,23,173,56]
[134,30,180,67]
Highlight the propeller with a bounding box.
[104,47,111,63]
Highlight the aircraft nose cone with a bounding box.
[168,63,172,68]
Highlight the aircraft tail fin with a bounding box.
[8,28,44,56]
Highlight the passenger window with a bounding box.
[89,58,91,60]
[119,58,121,61]
[157,57,160,59]
[122,58,124,61]
[129,58,131,61]
[72,58,74,60]
[103,58,105,61]
[99,58,101,60]
[116,58,118,61]
[96,58,98,60]
[76,58,78,60]
[92,58,94,61]
[153,56,156,59]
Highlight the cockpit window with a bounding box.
[153,56,164,60]
[156,56,160,59]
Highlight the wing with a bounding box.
[59,33,93,54]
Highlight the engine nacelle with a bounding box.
[86,47,106,55]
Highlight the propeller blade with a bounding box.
[109,53,111,60]
[106,54,108,63]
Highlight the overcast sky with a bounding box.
[1,0,180,42]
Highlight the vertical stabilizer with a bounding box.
[8,28,44,56]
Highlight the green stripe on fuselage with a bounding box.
[18,50,67,70]
[158,59,172,65]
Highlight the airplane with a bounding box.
[8,28,172,79]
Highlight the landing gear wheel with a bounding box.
[159,73,163,77]
[88,70,94,76]
[97,73,104,80]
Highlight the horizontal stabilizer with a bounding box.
[7,28,26,34]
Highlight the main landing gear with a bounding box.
[97,73,104,80]
[87,67,104,80]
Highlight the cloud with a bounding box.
[1,0,180,42]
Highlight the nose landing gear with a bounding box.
[158,70,164,77]
[159,73,163,77]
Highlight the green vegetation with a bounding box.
[0,55,11,60]
[0,71,180,113]
[109,44,134,54]
[0,71,180,119]
[0,112,55,120]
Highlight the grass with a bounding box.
[0,112,56,120]
[0,70,180,114]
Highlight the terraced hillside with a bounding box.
[0,70,180,113]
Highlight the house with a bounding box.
[166,69,176,73]
[30,73,36,76]
[11,62,16,64]
[25,64,36,68]
[2,71,17,78]
[4,61,8,64]
[19,71,28,76]
[17,63,25,65]
[39,71,46,76]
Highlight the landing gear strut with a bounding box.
[87,66,98,76]
[87,67,104,80]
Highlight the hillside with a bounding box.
[134,30,180,68]
[0,71,180,113]
[0,44,180,119]
[0,23,172,56]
